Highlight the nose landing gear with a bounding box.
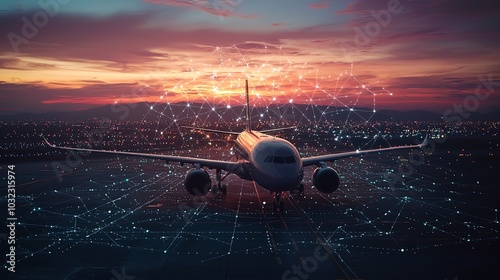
[273,192,284,212]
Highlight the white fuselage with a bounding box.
[235,130,304,192]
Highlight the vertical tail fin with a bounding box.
[245,79,251,131]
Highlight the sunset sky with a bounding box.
[0,0,499,114]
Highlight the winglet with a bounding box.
[420,134,429,147]
[41,135,55,148]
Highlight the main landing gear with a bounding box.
[273,192,284,212]
[211,169,227,195]
[289,184,304,195]
[272,183,305,212]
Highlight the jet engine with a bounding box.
[312,167,340,193]
[184,169,211,196]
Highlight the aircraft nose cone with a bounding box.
[256,162,303,191]
[252,138,304,191]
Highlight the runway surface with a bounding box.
[2,147,499,280]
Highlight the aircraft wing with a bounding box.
[43,137,243,173]
[301,135,428,167]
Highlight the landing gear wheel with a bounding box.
[298,184,304,195]
[272,192,284,212]
[272,201,285,211]
[219,184,227,195]
[215,169,228,195]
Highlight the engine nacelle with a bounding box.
[312,167,340,194]
[184,169,211,196]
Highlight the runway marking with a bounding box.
[287,194,357,280]
[252,181,282,265]
[164,201,208,252]
[227,182,243,255]
[275,193,302,253]
[224,181,244,279]
[85,175,183,238]
[16,159,122,189]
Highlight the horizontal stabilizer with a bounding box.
[260,126,296,133]
[181,126,240,135]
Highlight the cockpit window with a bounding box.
[274,156,285,164]
[265,155,296,164]
[264,156,274,163]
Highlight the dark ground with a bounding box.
[1,135,499,280]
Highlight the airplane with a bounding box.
[43,80,428,211]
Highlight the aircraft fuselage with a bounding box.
[235,130,304,192]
